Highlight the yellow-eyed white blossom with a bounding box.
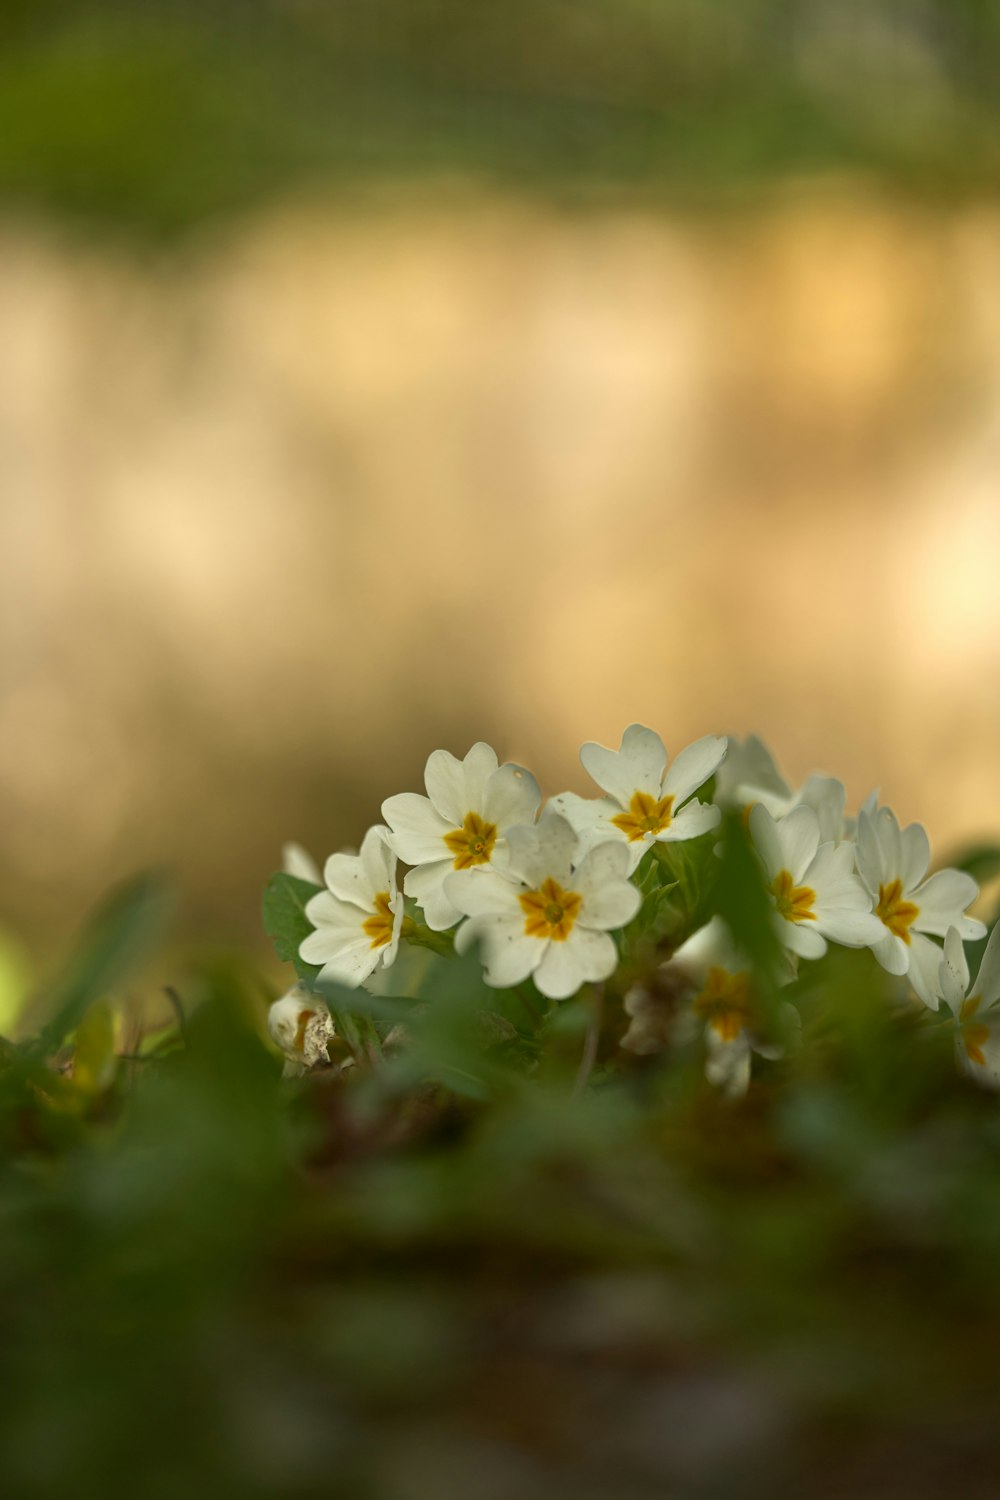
[937,924,1000,1087]
[749,803,883,961]
[549,723,727,874]
[300,825,404,988]
[382,742,541,931]
[855,804,985,1009]
[446,813,640,1001]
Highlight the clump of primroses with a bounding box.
[269,727,995,1096]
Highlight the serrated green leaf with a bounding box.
[262,871,323,982]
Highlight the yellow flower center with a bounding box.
[611,789,675,842]
[771,868,816,923]
[960,994,989,1067]
[362,891,395,949]
[875,878,919,943]
[693,966,753,1043]
[519,876,583,941]
[443,810,498,870]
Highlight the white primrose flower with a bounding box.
[282,842,322,884]
[445,813,641,1001]
[668,916,797,1098]
[715,734,850,844]
[267,984,337,1076]
[749,803,884,961]
[855,804,986,1009]
[548,723,727,874]
[938,924,1000,1087]
[382,742,541,931]
[299,825,404,988]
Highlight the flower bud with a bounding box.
[267,985,336,1074]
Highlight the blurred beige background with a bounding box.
[2,185,999,955]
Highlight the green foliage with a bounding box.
[262,870,323,983]
[3,0,1000,236]
[2,858,1000,1495]
[23,871,173,1058]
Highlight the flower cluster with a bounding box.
[270,727,994,1095]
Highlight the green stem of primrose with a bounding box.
[572,984,604,1098]
[401,917,455,957]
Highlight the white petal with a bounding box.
[961,1029,1000,1089]
[715,734,789,808]
[869,926,909,976]
[403,860,462,931]
[505,814,578,889]
[938,927,970,1010]
[778,919,827,961]
[322,851,376,909]
[424,743,499,823]
[854,807,885,894]
[580,723,666,804]
[281,842,321,884]
[482,762,541,829]
[899,821,931,890]
[875,806,903,882]
[817,904,884,948]
[381,791,452,864]
[303,889,363,940]
[546,790,619,837]
[908,931,944,1010]
[777,805,821,884]
[475,917,542,989]
[535,927,617,999]
[571,843,641,929]
[972,923,1000,1009]
[796,776,846,845]
[673,917,741,976]
[658,799,720,843]
[317,939,382,989]
[359,825,395,896]
[748,802,784,881]
[662,734,728,806]
[461,741,502,809]
[705,1029,752,1097]
[444,869,522,920]
[912,868,984,939]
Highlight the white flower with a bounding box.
[282,842,322,884]
[445,813,641,1001]
[938,924,1000,1087]
[267,984,337,1076]
[299,825,404,988]
[715,734,850,844]
[749,803,884,960]
[855,804,986,1009]
[382,742,541,931]
[549,724,727,874]
[667,916,797,1097]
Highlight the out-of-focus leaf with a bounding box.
[949,843,1000,888]
[72,1001,117,1094]
[26,871,173,1058]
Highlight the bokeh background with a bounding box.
[3,0,1000,976]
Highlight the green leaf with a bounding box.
[262,871,323,982]
[714,810,785,979]
[27,871,173,1058]
[949,844,1000,889]
[72,1000,117,1094]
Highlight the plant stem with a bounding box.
[573,984,604,1098]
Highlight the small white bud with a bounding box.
[267,985,336,1074]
